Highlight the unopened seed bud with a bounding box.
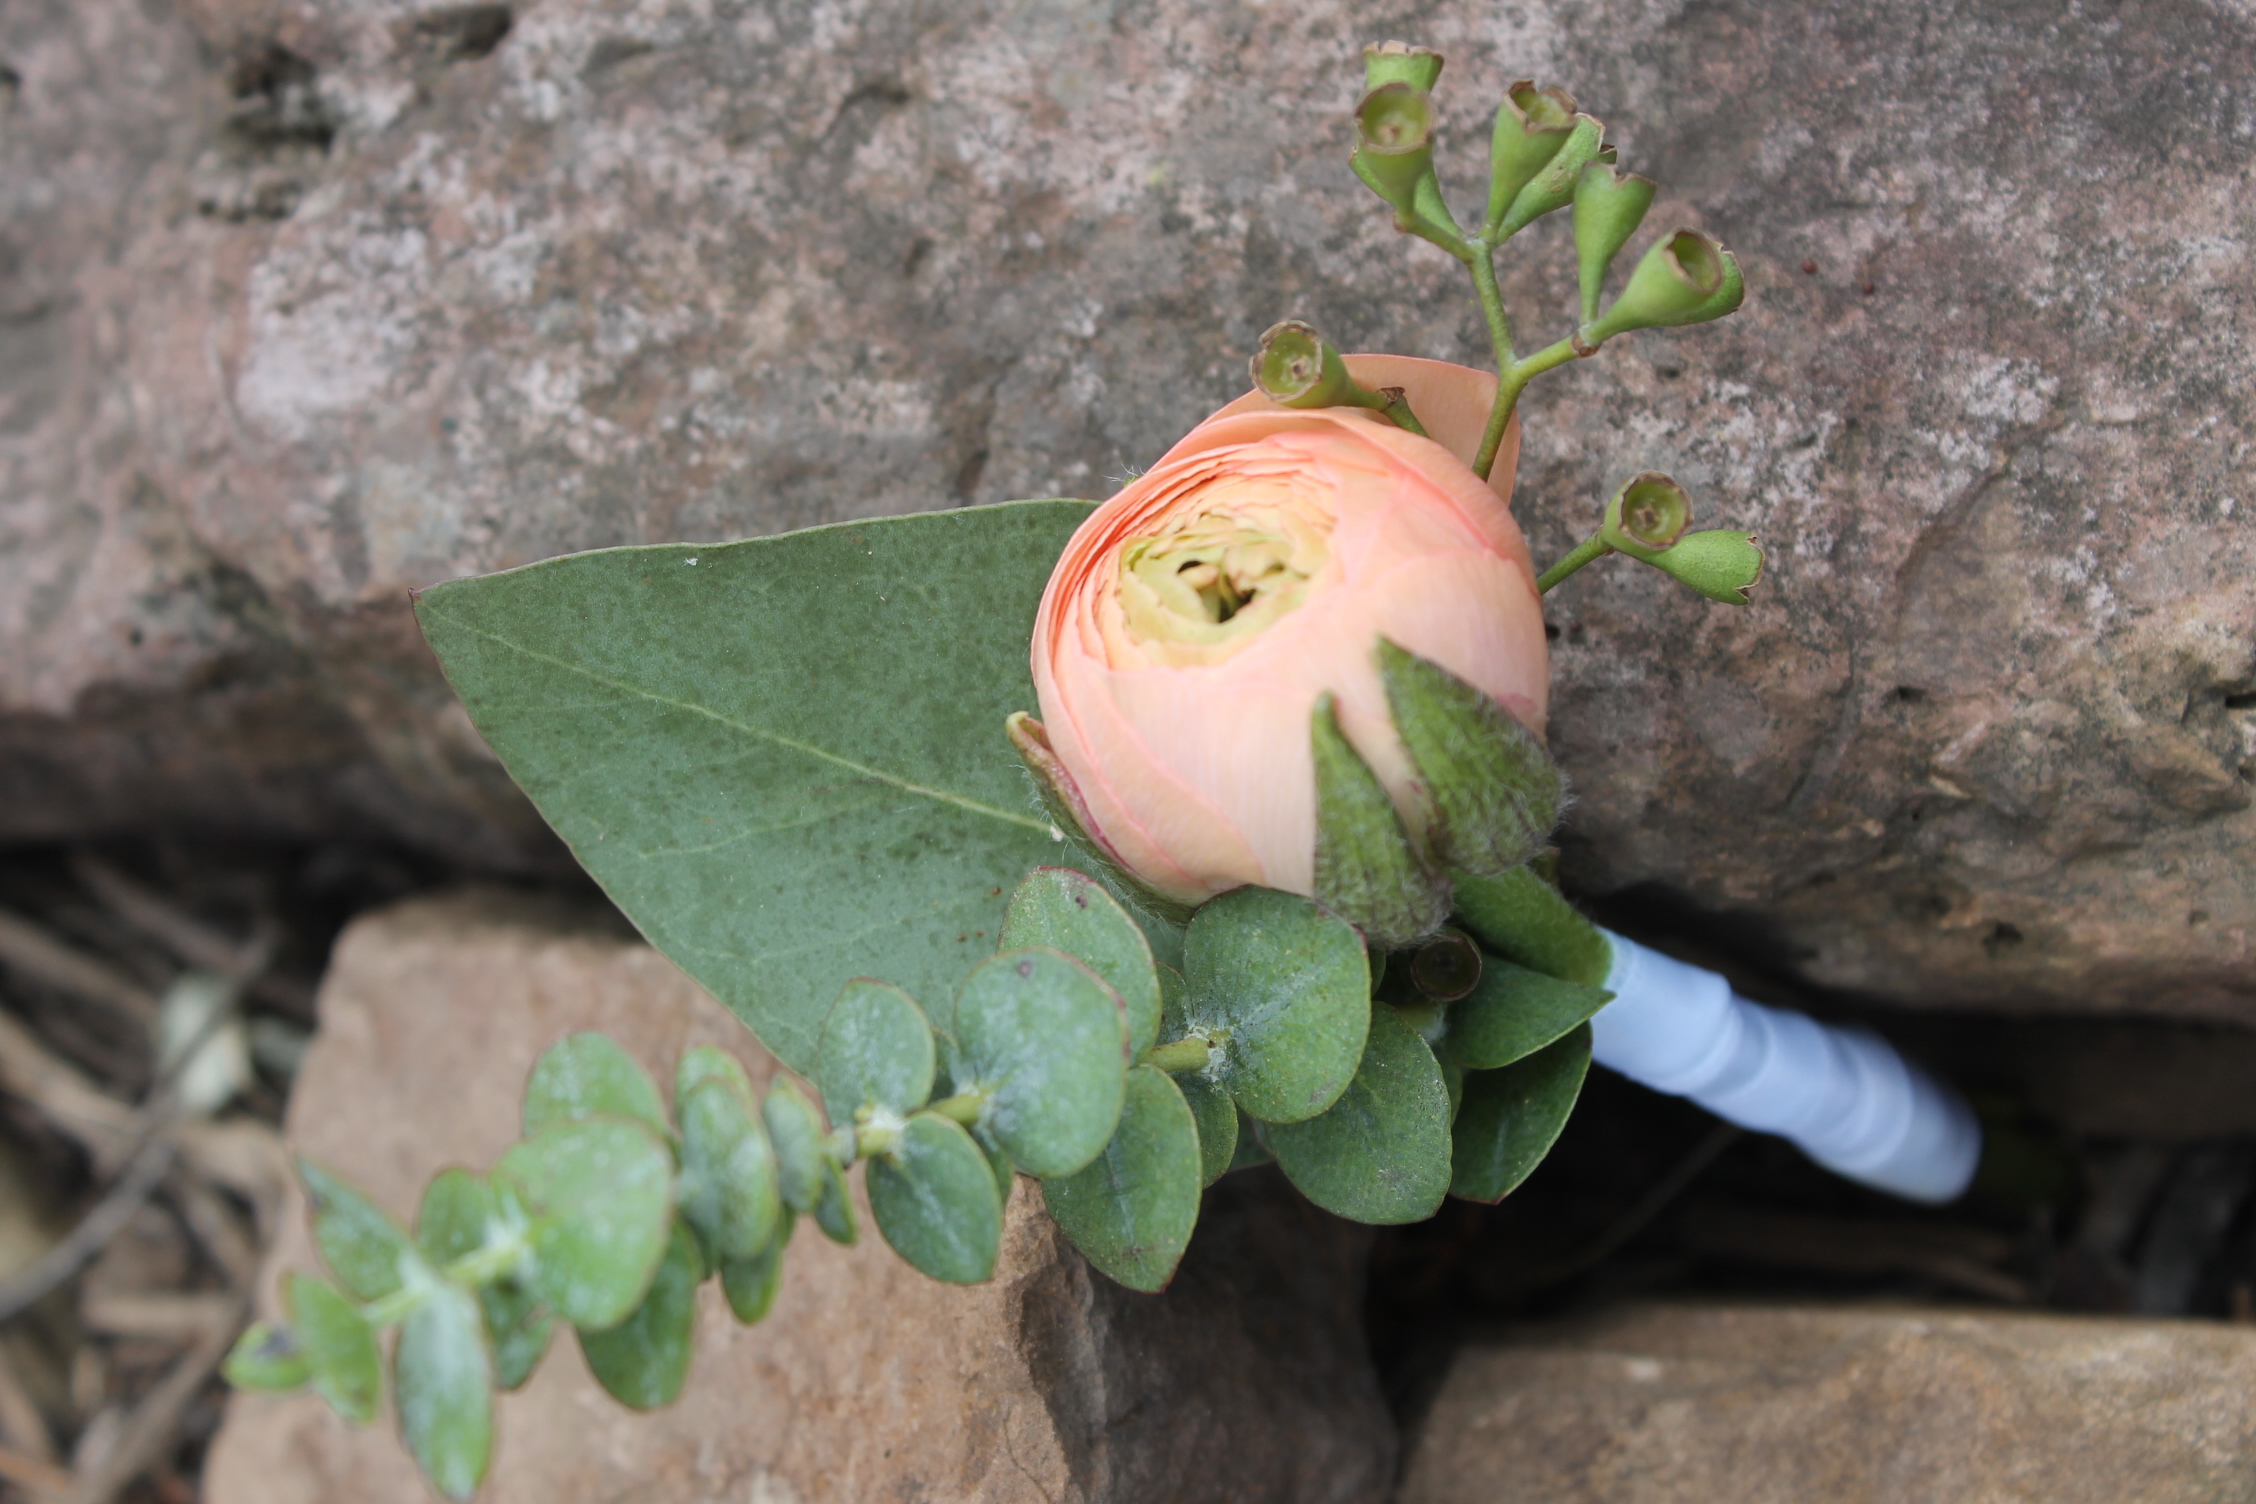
[1363,39,1444,93]
[1602,473,1693,557]
[1582,231,1744,344]
[1572,162,1657,325]
[1252,321,1354,407]
[1494,111,1604,238]
[1485,81,1577,232]
[1410,927,1483,1002]
[1650,529,1765,604]
[1352,82,1437,217]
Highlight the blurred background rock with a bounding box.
[4,0,2255,1498]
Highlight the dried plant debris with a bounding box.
[0,843,430,1504]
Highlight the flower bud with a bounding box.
[1600,472,1693,558]
[1362,40,1444,93]
[1493,111,1605,238]
[1571,161,1656,324]
[1648,529,1764,604]
[1484,81,1577,234]
[1028,355,1548,931]
[1351,82,1437,223]
[1581,230,1744,344]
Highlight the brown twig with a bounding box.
[67,854,310,1017]
[0,1012,137,1169]
[64,1295,247,1504]
[0,1440,74,1499]
[0,1339,57,1464]
[0,1136,176,1325]
[0,911,157,1027]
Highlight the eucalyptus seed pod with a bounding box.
[1362,39,1444,93]
[1493,111,1605,238]
[1571,161,1658,324]
[1485,81,1578,234]
[1600,473,1693,558]
[1649,529,1765,604]
[1581,230,1745,344]
[1351,82,1438,223]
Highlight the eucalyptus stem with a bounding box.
[1537,532,1614,593]
[923,1090,987,1126]
[1140,1036,1215,1073]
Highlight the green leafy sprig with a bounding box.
[228,862,1610,1498]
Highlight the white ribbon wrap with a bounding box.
[1590,931,1981,1204]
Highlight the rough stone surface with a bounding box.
[1401,1301,2256,1504]
[202,890,1393,1504]
[7,0,2255,1017]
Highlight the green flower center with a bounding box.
[1114,493,1331,665]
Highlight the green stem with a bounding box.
[1468,251,1517,480]
[1140,1036,1215,1074]
[923,1090,987,1127]
[1537,533,1615,594]
[1378,390,1430,438]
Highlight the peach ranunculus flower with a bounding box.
[1026,354,1548,920]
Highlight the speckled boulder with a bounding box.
[4,0,2252,1017]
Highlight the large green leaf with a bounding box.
[414,502,1094,1073]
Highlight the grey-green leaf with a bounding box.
[1265,1003,1453,1225]
[1042,1065,1202,1292]
[675,1044,753,1103]
[523,1032,671,1141]
[1228,1115,1275,1172]
[1174,1071,1239,1187]
[413,502,1095,1074]
[952,947,1129,1179]
[867,1111,1004,1284]
[1377,638,1563,879]
[816,980,937,1128]
[1001,868,1164,1056]
[223,1322,311,1394]
[1310,693,1450,949]
[418,1168,555,1390]
[812,1157,859,1246]
[1178,888,1370,1125]
[1450,1023,1591,1203]
[494,1118,675,1331]
[763,1077,830,1215]
[1444,960,1612,1070]
[300,1159,421,1302]
[284,1275,379,1424]
[678,1079,782,1262]
[395,1279,494,1502]
[579,1219,702,1411]
[1450,866,1612,987]
[720,1219,789,1324]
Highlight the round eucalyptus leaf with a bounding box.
[223,1322,311,1394]
[867,1111,1004,1284]
[416,1167,554,1389]
[523,1032,671,1142]
[1450,1023,1592,1203]
[812,1156,859,1246]
[720,1219,789,1325]
[1180,887,1370,1125]
[678,1079,782,1262]
[282,1275,378,1424]
[1228,1114,1275,1172]
[299,1158,422,1302]
[1444,961,1611,1070]
[1265,1003,1452,1225]
[952,947,1129,1179]
[973,1126,1017,1204]
[1002,868,1164,1056]
[1042,1065,1202,1292]
[494,1117,675,1331]
[674,1043,754,1104]
[579,1219,702,1410]
[762,1077,830,1215]
[816,979,937,1128]
[394,1278,494,1502]
[1173,1071,1239,1187]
